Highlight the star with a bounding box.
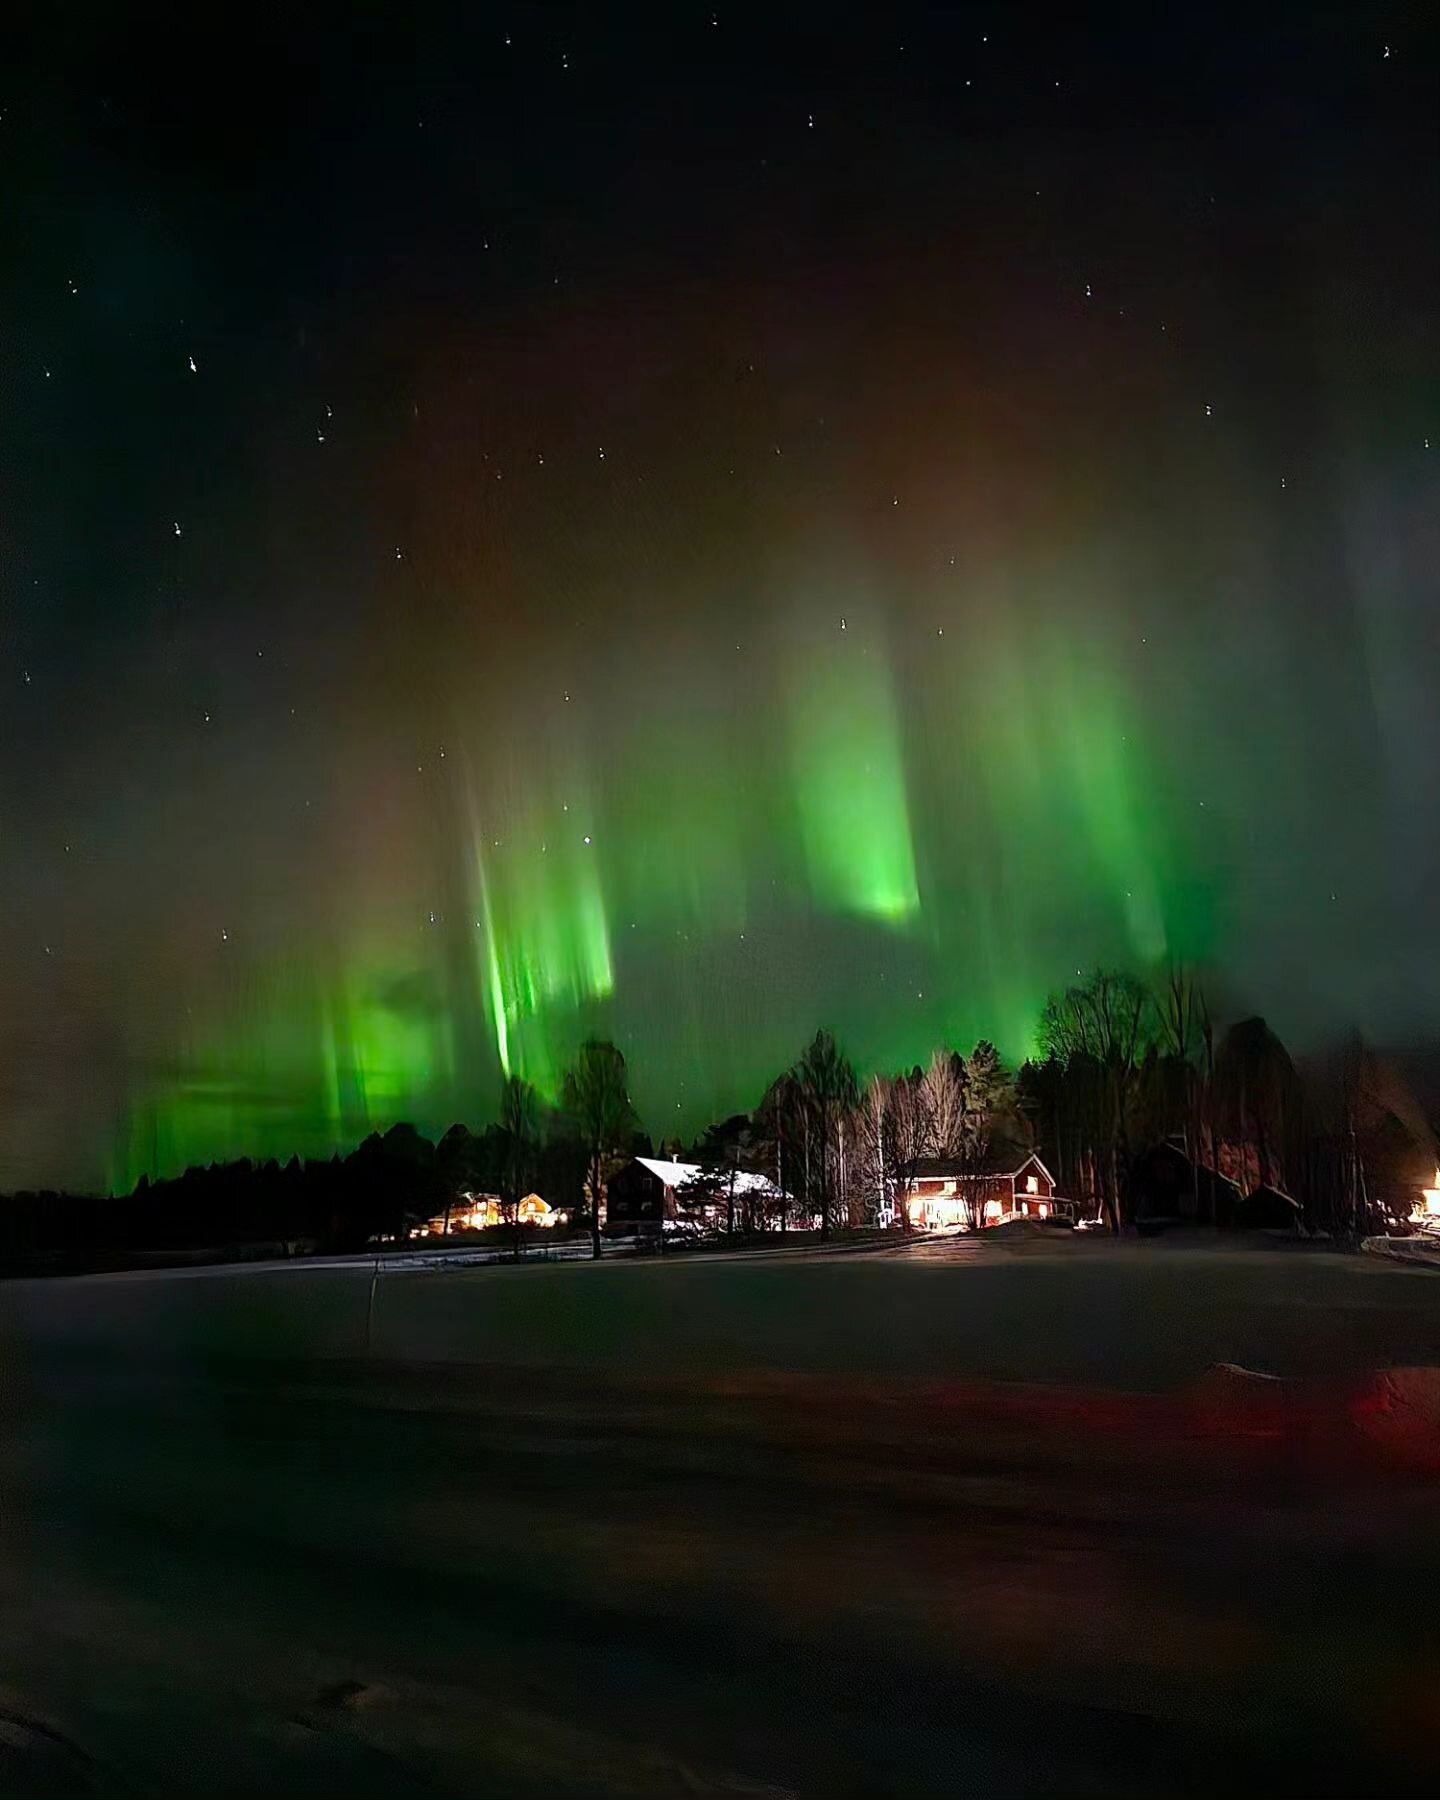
[188,354,197,373]
[173,521,183,536]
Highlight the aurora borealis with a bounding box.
[4,7,1438,1192]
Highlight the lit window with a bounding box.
[1025,1174,1039,1194]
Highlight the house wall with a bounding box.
[903,1160,1062,1229]
[1010,1159,1055,1217]
[904,1179,974,1230]
[969,1175,1014,1225]
[605,1165,666,1232]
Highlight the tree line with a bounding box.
[1,968,1432,1272]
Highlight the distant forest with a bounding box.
[2,968,1434,1274]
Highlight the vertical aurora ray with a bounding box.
[476,854,511,1078]
[948,606,1211,983]
[466,770,614,1100]
[785,621,920,924]
[1052,672,1169,963]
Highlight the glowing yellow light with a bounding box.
[984,1198,1004,1222]
[1025,1174,1039,1194]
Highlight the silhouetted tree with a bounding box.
[922,1050,966,1160]
[793,1029,859,1238]
[697,1113,756,1233]
[561,1039,638,1259]
[854,1075,893,1226]
[753,1070,803,1233]
[1215,1017,1300,1191]
[885,1066,933,1231]
[498,1075,541,1255]
[1040,970,1154,1230]
[436,1123,486,1231]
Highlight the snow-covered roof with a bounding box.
[632,1157,780,1197]
[910,1149,1054,1183]
[633,1156,697,1189]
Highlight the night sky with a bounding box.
[4,4,1438,1192]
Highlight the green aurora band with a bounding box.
[108,617,1214,1192]
[787,630,920,924]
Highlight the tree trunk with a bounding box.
[590,1153,603,1260]
[820,1103,832,1239]
[804,1119,812,1236]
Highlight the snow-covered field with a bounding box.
[2,1242,1439,1795]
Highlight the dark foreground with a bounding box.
[3,1239,1440,1796]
